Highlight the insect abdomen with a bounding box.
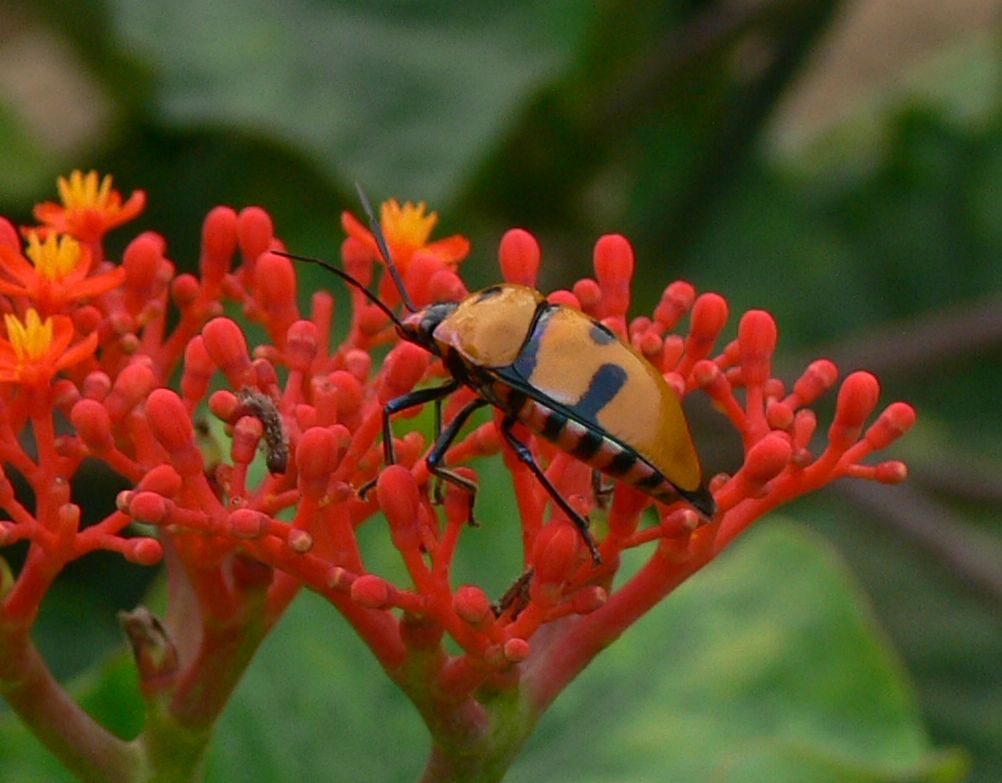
[500,386,683,505]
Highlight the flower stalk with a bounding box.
[0,171,915,782]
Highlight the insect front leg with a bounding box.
[500,416,602,565]
[425,397,488,524]
[358,380,461,499]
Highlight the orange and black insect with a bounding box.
[279,187,715,563]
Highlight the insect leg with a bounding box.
[500,416,602,564]
[431,394,445,503]
[359,379,461,499]
[591,469,614,510]
[425,397,488,523]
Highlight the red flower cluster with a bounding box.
[0,172,915,782]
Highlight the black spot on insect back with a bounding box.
[476,285,504,302]
[573,363,628,420]
[589,322,617,345]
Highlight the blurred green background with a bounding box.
[0,1,999,781]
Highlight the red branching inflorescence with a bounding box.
[0,172,916,779]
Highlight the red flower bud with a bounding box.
[686,293,728,364]
[790,359,838,407]
[530,522,580,607]
[208,389,240,422]
[342,237,373,284]
[571,586,607,615]
[793,409,817,449]
[52,379,81,413]
[342,236,374,273]
[636,330,662,360]
[252,358,280,393]
[351,574,395,609]
[429,269,467,303]
[297,426,345,482]
[498,228,540,287]
[547,289,580,309]
[454,585,493,626]
[286,320,319,371]
[829,372,880,450]
[70,399,113,453]
[654,281,695,331]
[288,529,314,553]
[171,274,201,307]
[138,465,183,496]
[875,460,908,484]
[124,538,164,566]
[231,416,264,464]
[106,362,157,420]
[228,508,270,539]
[594,234,634,317]
[327,566,356,591]
[255,252,299,334]
[766,400,794,430]
[358,303,390,336]
[83,372,111,401]
[328,370,363,417]
[864,402,916,450]
[145,389,203,475]
[743,432,793,485]
[404,254,442,306]
[738,310,777,387]
[345,349,371,382]
[377,466,422,551]
[572,279,601,313]
[693,360,731,404]
[202,318,251,386]
[380,342,428,404]
[72,306,103,337]
[129,492,170,524]
[123,234,164,302]
[182,336,215,404]
[609,483,649,538]
[238,206,274,264]
[503,638,531,663]
[200,205,238,284]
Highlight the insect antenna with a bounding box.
[271,250,406,331]
[354,182,418,313]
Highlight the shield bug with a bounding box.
[278,187,715,563]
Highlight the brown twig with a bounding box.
[835,480,1002,607]
[908,453,1002,507]
[802,292,1002,381]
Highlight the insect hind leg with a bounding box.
[500,416,602,565]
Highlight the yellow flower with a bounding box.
[0,309,98,386]
[342,198,469,273]
[26,233,83,282]
[29,170,145,244]
[0,231,125,314]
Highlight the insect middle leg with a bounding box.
[500,416,602,564]
[425,397,488,522]
[359,380,460,499]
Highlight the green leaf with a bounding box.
[0,100,51,208]
[107,0,594,203]
[507,522,966,783]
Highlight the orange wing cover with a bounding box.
[499,306,703,493]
